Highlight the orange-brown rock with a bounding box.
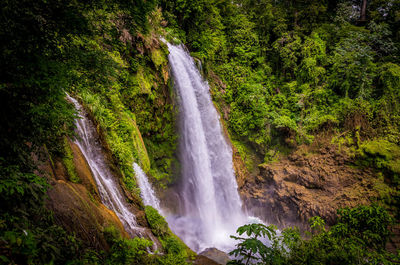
[240,146,380,230]
[69,139,100,200]
[37,139,132,250]
[47,180,129,250]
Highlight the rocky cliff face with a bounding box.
[238,145,381,231]
[38,140,130,250]
[37,136,163,251]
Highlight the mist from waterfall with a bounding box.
[166,43,253,253]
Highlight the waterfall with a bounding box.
[66,95,139,235]
[133,162,163,214]
[166,43,250,252]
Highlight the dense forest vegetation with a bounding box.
[0,0,399,264]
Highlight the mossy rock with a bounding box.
[68,140,100,200]
[144,206,196,261]
[358,139,400,183]
[62,137,80,183]
[137,66,154,94]
[151,48,167,68]
[144,206,168,237]
[360,139,400,161]
[129,116,151,173]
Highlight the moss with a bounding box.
[62,137,80,183]
[388,159,400,175]
[151,48,167,68]
[360,139,400,160]
[144,206,168,237]
[144,206,195,262]
[137,66,154,94]
[358,139,400,184]
[145,138,178,187]
[231,139,256,171]
[130,116,151,173]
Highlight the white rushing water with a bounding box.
[133,162,163,214]
[66,95,139,235]
[166,43,258,252]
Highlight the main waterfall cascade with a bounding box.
[66,95,156,243]
[166,43,259,252]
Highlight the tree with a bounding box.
[228,223,278,265]
[360,0,368,21]
[229,206,397,265]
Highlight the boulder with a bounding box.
[197,248,230,265]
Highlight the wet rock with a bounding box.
[193,255,221,265]
[69,140,100,200]
[135,210,148,227]
[199,248,230,265]
[47,180,129,251]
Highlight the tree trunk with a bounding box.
[360,0,367,21]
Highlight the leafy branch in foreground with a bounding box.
[228,205,398,265]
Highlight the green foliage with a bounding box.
[229,223,278,265]
[358,139,400,184]
[158,237,190,265]
[329,28,377,99]
[333,205,394,249]
[145,206,169,237]
[103,225,153,265]
[143,206,192,264]
[229,205,398,265]
[273,32,302,78]
[304,112,339,133]
[108,237,153,265]
[308,216,326,233]
[0,161,82,264]
[100,224,191,265]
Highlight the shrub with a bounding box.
[229,205,397,265]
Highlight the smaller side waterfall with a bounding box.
[133,162,163,214]
[66,95,138,235]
